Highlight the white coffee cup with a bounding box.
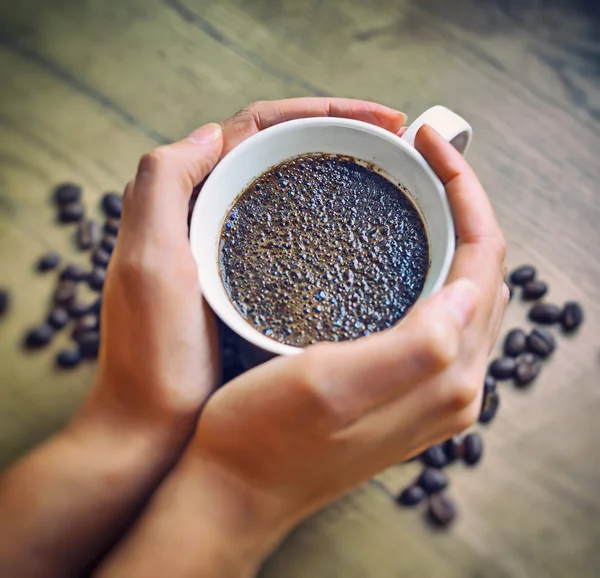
[190,106,472,358]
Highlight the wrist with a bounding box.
[97,453,293,578]
[174,455,292,575]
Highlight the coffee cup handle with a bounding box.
[400,105,473,155]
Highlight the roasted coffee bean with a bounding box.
[484,374,496,394]
[421,445,448,469]
[101,234,117,253]
[397,485,426,507]
[76,220,101,250]
[479,390,500,424]
[77,330,100,357]
[88,267,106,291]
[503,329,527,357]
[427,493,457,528]
[104,218,120,235]
[53,182,82,205]
[72,314,99,340]
[68,300,91,318]
[54,280,77,306]
[60,264,89,282]
[443,436,463,463]
[101,193,123,218]
[489,357,517,380]
[58,202,85,223]
[47,307,70,329]
[56,348,82,369]
[561,302,583,333]
[417,468,448,494]
[509,265,536,286]
[529,302,562,324]
[526,327,555,358]
[25,324,54,348]
[37,253,61,272]
[0,289,10,317]
[515,354,542,387]
[522,280,548,300]
[92,248,111,268]
[463,433,484,466]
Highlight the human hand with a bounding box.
[96,123,507,578]
[0,98,408,578]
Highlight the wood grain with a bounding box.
[0,0,599,576]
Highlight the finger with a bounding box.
[415,125,506,333]
[221,98,407,155]
[415,124,502,244]
[297,278,480,427]
[487,282,510,353]
[120,123,224,247]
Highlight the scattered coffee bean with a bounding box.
[463,433,484,466]
[47,307,70,329]
[484,374,496,394]
[526,327,555,358]
[104,218,120,235]
[76,220,101,250]
[53,182,82,205]
[58,202,85,223]
[54,280,77,306]
[529,302,562,324]
[37,253,61,272]
[479,390,500,424]
[101,234,117,253]
[0,289,10,317]
[503,329,527,357]
[515,353,542,387]
[68,300,91,318]
[443,436,463,463]
[561,302,583,333]
[522,280,548,300]
[509,265,536,286]
[397,485,426,507]
[25,324,54,348]
[56,348,82,369]
[92,248,111,268]
[60,264,89,282]
[101,193,123,218]
[88,267,106,291]
[489,357,517,380]
[417,468,448,494]
[72,314,99,340]
[76,330,100,357]
[427,493,457,528]
[421,445,448,469]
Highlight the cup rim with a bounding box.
[190,117,455,357]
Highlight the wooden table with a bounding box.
[1,1,599,576]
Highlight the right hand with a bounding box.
[185,123,508,531]
[97,121,508,578]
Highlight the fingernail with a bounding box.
[421,123,441,138]
[186,122,222,144]
[438,278,479,328]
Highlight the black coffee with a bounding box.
[219,153,429,347]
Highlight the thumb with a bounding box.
[121,123,224,242]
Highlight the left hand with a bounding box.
[0,98,407,578]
